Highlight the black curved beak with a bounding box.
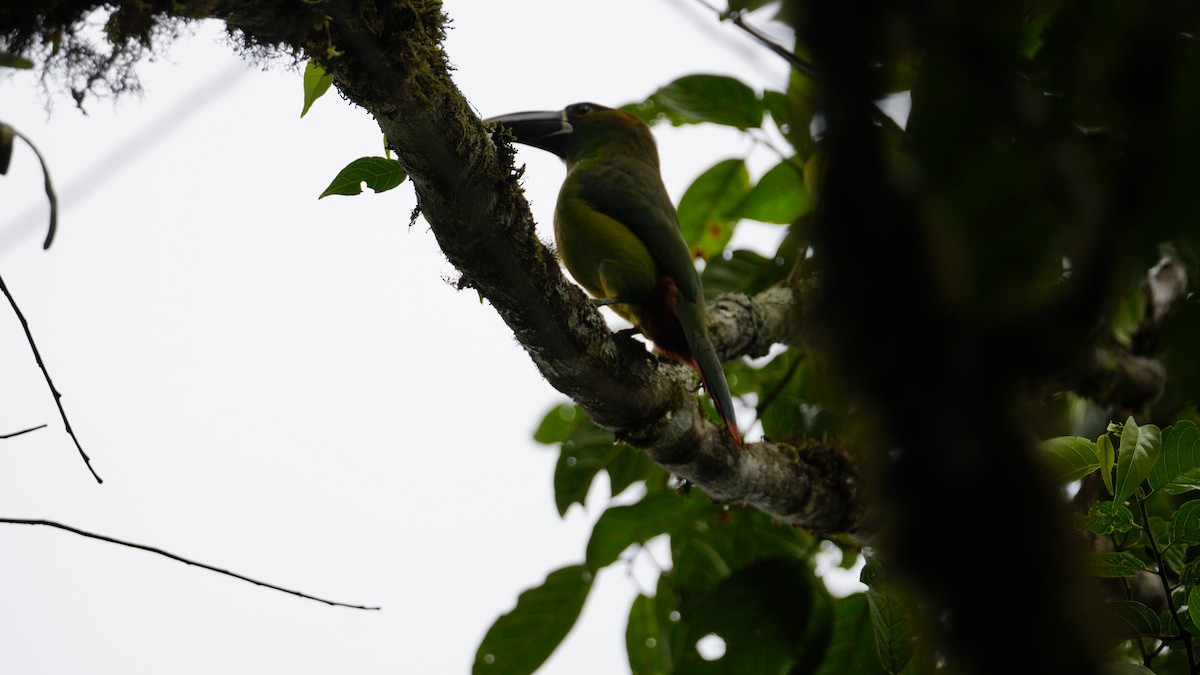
[484,110,574,160]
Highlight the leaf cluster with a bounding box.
[475,404,910,675]
[1043,419,1200,673]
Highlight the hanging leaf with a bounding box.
[1114,417,1162,503]
[733,159,814,224]
[586,492,697,571]
[301,61,334,118]
[1038,436,1101,483]
[319,157,407,198]
[1147,421,1200,495]
[677,158,750,260]
[862,554,917,675]
[0,52,34,69]
[652,74,764,129]
[473,565,593,675]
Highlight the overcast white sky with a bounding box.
[0,2,852,673]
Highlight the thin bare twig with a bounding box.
[0,272,101,482]
[1,424,47,439]
[0,518,380,610]
[690,0,817,78]
[689,0,907,137]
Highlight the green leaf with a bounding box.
[1114,417,1162,503]
[669,497,813,600]
[319,157,407,198]
[700,244,794,302]
[605,445,655,497]
[1189,587,1200,632]
[0,123,13,175]
[1102,664,1158,675]
[1088,552,1151,577]
[813,594,887,675]
[1017,10,1054,62]
[1100,601,1163,644]
[653,74,763,129]
[553,422,621,516]
[1039,436,1101,483]
[1076,501,1136,535]
[586,492,696,571]
[0,52,34,69]
[1169,500,1200,547]
[626,594,670,675]
[1148,421,1200,495]
[473,565,592,675]
[727,0,775,12]
[1099,434,1116,496]
[533,403,581,445]
[1180,558,1200,586]
[733,159,814,224]
[862,554,916,674]
[680,556,821,674]
[736,348,834,443]
[301,61,334,118]
[0,124,58,247]
[676,159,751,260]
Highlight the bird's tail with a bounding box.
[676,299,741,447]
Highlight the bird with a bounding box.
[485,102,741,446]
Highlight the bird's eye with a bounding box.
[569,103,594,117]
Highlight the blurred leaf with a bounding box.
[671,498,813,602]
[0,52,34,69]
[1148,421,1200,495]
[0,123,13,175]
[606,444,656,497]
[553,421,622,516]
[1017,10,1054,62]
[319,157,407,198]
[301,61,334,118]
[586,492,697,571]
[626,593,670,675]
[1099,601,1163,645]
[1038,436,1100,483]
[862,555,916,675]
[678,556,823,674]
[533,403,582,445]
[727,0,775,12]
[1102,665,1158,675]
[677,159,751,260]
[733,159,814,224]
[1099,434,1116,496]
[813,594,887,675]
[653,74,763,129]
[1088,552,1150,578]
[753,349,832,442]
[1114,417,1162,503]
[701,249,789,301]
[877,56,918,94]
[473,565,592,675]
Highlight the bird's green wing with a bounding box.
[572,160,702,303]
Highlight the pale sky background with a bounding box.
[0,2,859,673]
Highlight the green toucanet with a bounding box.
[485,103,740,446]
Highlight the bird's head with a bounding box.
[485,102,657,166]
